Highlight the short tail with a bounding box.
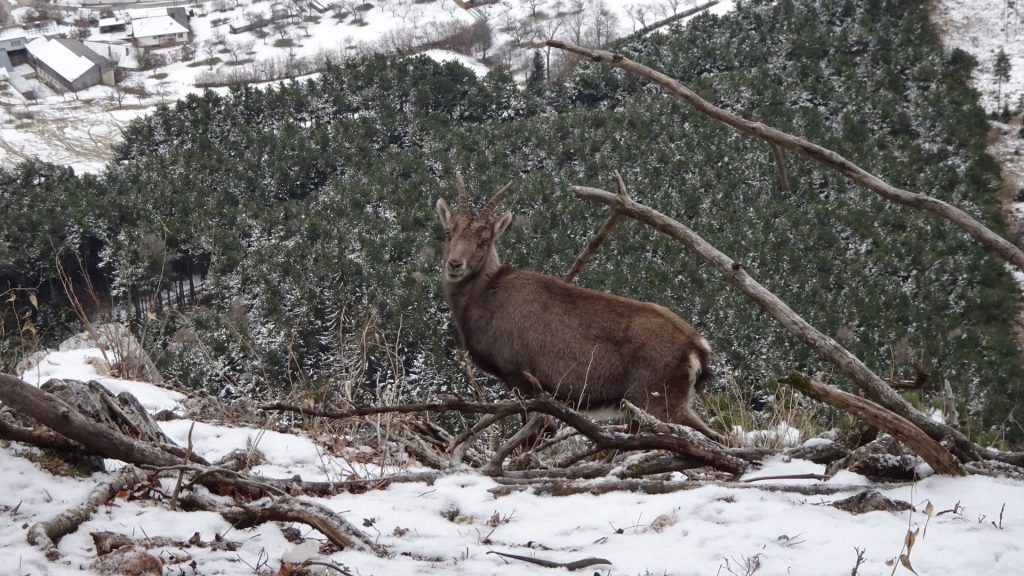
[692,337,714,393]
[695,360,714,393]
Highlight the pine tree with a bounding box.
[994,47,1012,113]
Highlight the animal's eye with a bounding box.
[478,238,490,248]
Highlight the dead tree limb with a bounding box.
[181,493,388,557]
[483,413,548,474]
[0,374,199,468]
[262,396,750,475]
[564,171,627,283]
[569,186,964,475]
[27,465,147,559]
[632,0,721,36]
[769,142,789,191]
[0,416,86,452]
[489,478,878,498]
[449,412,505,467]
[546,40,1024,274]
[487,550,611,571]
[221,498,389,557]
[780,371,965,474]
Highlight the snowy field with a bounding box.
[0,0,735,171]
[4,346,1024,576]
[933,0,1024,114]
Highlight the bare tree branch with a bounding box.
[487,550,611,570]
[769,142,789,191]
[564,172,627,283]
[489,478,879,498]
[262,395,750,475]
[27,466,147,559]
[568,186,964,475]
[546,40,1024,274]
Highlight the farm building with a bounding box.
[26,37,115,92]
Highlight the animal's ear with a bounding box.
[436,198,453,230]
[492,211,513,239]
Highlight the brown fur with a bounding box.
[436,178,723,443]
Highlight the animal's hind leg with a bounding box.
[677,405,728,445]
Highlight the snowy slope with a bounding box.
[3,348,1023,576]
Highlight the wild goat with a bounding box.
[436,176,725,443]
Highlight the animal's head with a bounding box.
[436,174,513,284]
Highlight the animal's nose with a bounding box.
[447,259,464,272]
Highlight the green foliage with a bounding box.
[2,0,1021,444]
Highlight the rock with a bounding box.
[91,531,134,556]
[58,323,163,383]
[90,545,162,576]
[40,379,169,443]
[827,435,922,481]
[832,490,913,515]
[786,429,852,464]
[17,378,177,472]
[15,349,54,378]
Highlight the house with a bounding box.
[98,17,128,34]
[26,37,115,92]
[129,15,190,48]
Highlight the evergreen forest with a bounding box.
[3,0,1022,445]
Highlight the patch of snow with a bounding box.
[423,49,490,77]
[800,436,834,448]
[17,347,186,413]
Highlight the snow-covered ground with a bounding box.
[933,0,1024,114]
[3,346,1024,575]
[0,0,734,171]
[934,1,1024,292]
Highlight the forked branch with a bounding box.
[262,394,750,475]
[546,40,1024,274]
[570,185,964,475]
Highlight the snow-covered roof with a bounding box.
[0,26,26,41]
[131,15,189,38]
[26,37,98,83]
[127,8,168,20]
[98,17,126,27]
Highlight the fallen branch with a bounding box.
[221,498,389,557]
[449,412,505,467]
[631,0,720,36]
[780,371,963,476]
[27,465,147,559]
[489,479,884,498]
[0,374,203,468]
[0,416,86,452]
[181,493,388,557]
[262,395,750,475]
[487,550,611,571]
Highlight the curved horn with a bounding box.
[479,181,512,221]
[455,173,470,215]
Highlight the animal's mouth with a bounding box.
[445,271,465,281]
